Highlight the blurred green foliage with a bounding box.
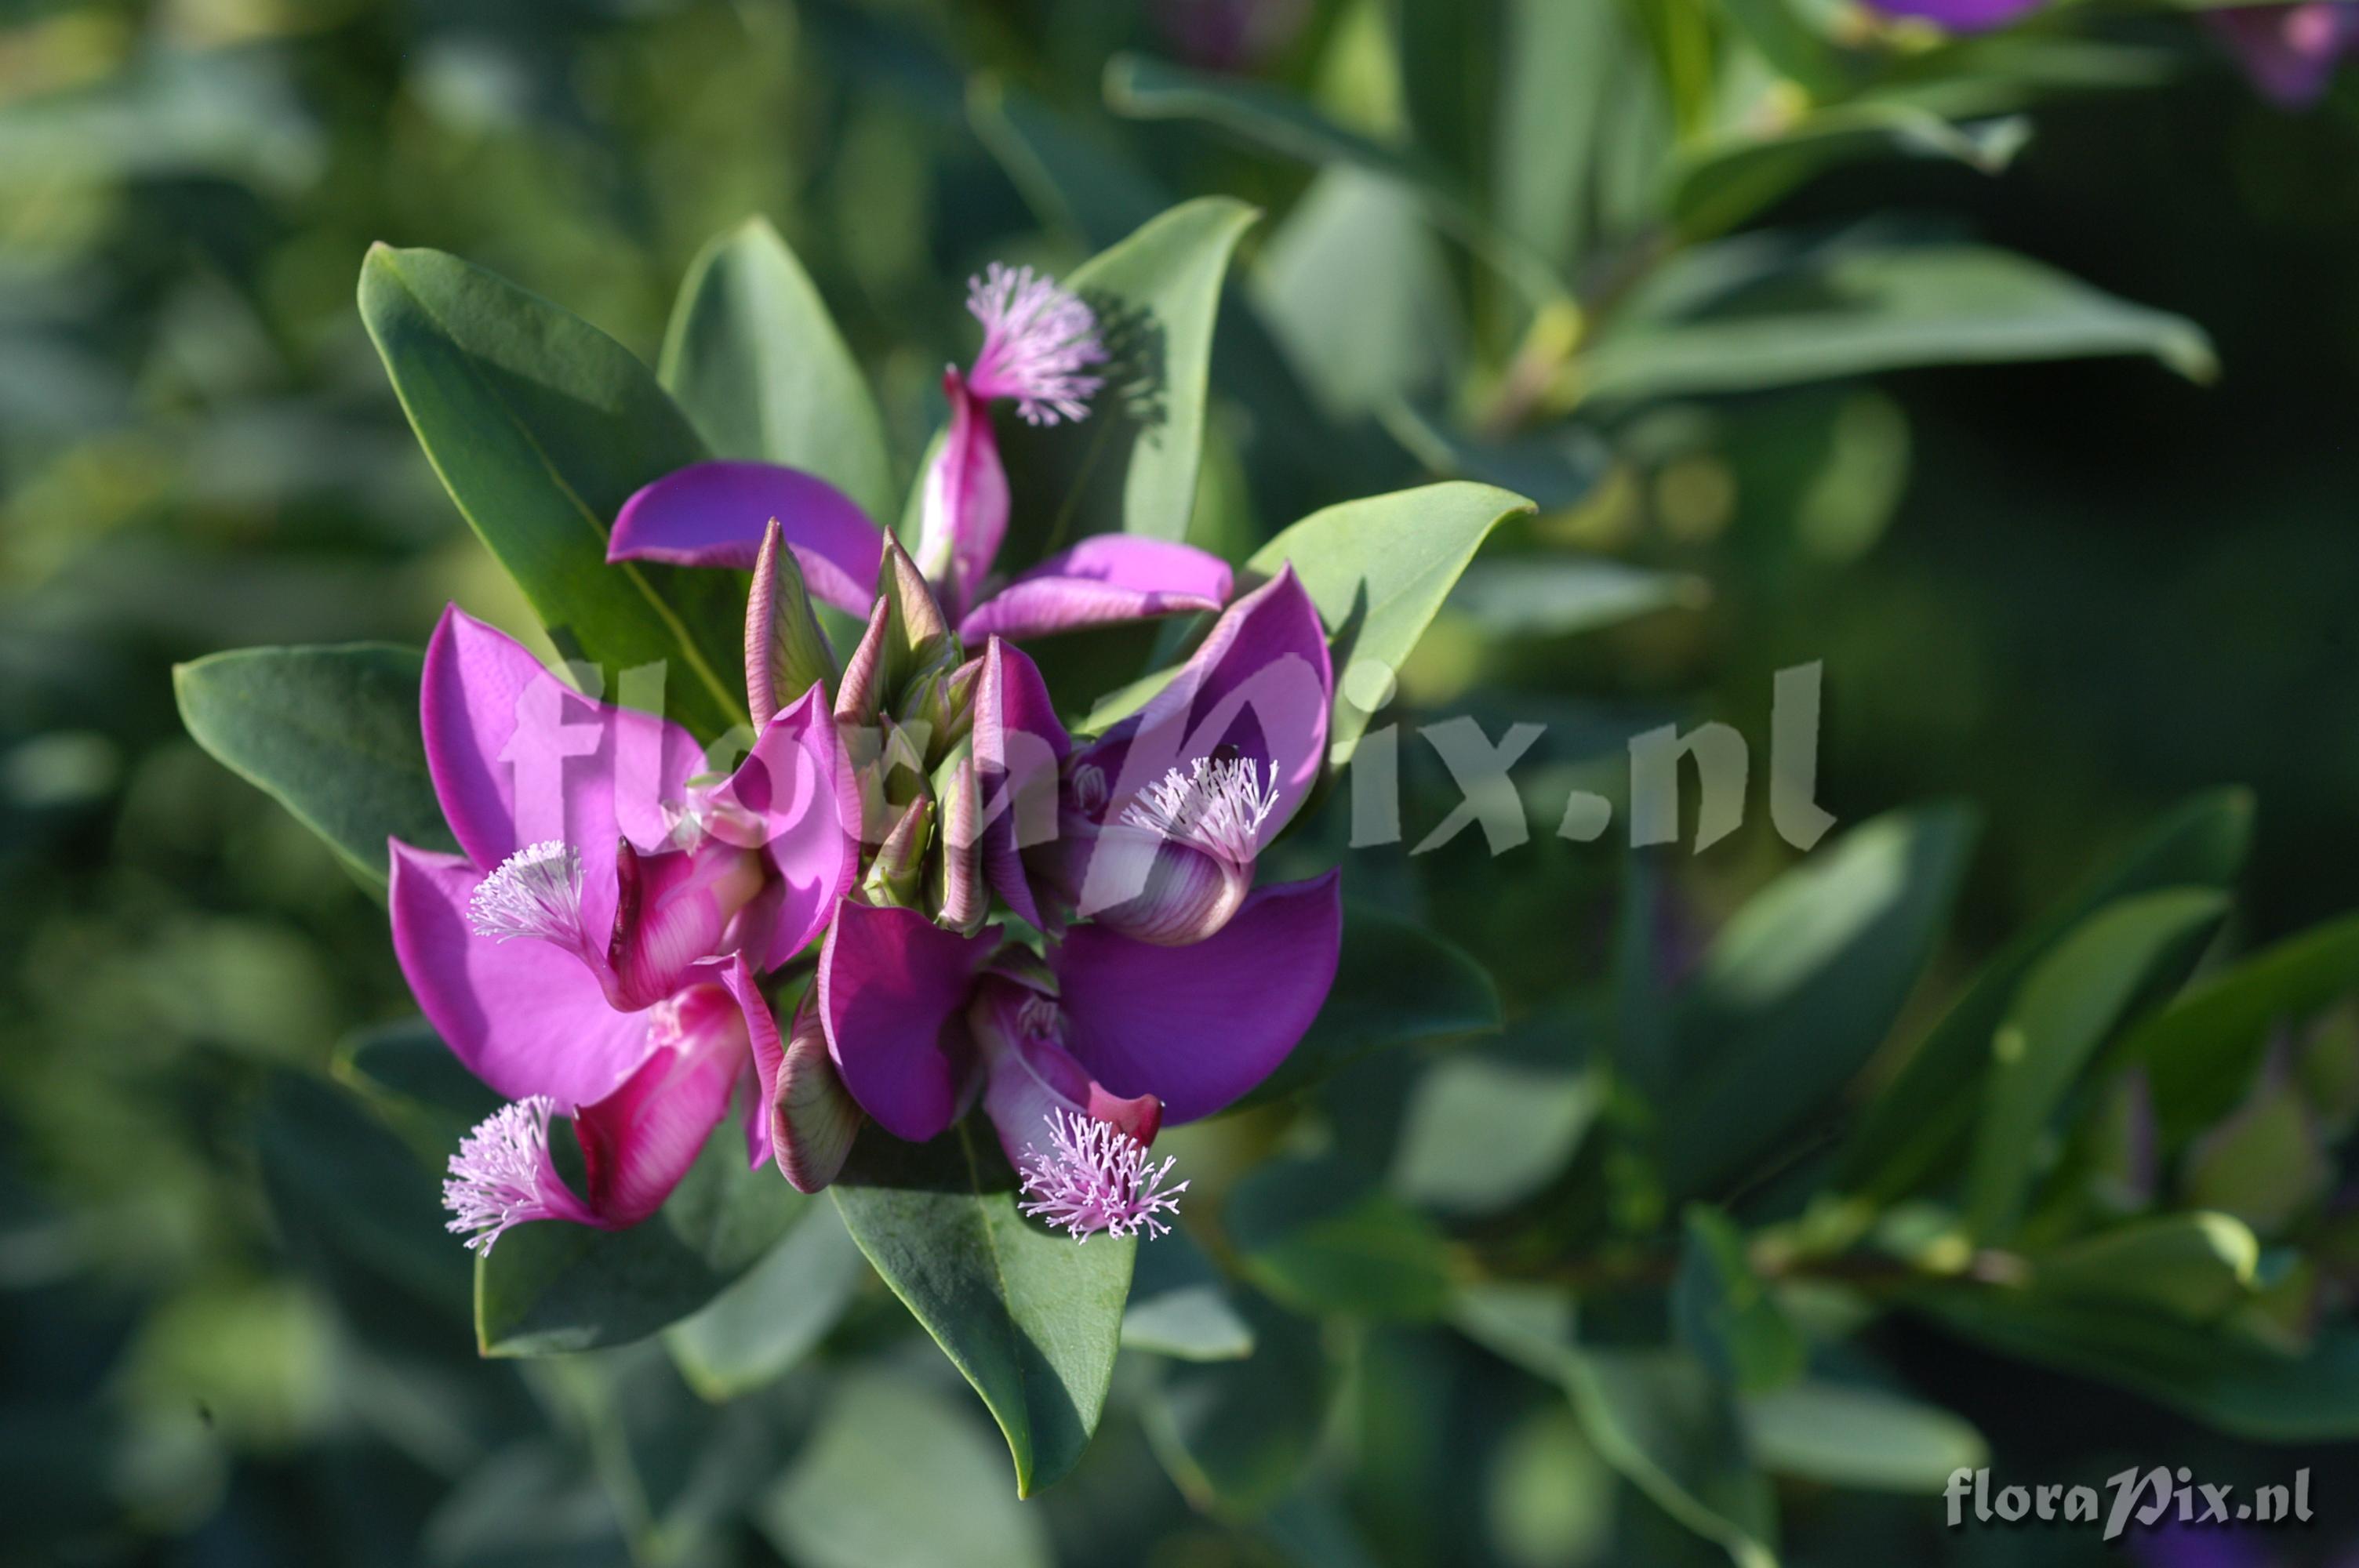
[13,1,2359,1565]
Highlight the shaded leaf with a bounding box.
[1140,1298,1329,1519]
[1123,1228,1256,1361]
[663,1203,870,1400]
[1674,1207,1804,1394]
[1739,1381,1986,1494]
[2030,1213,2259,1323]
[1227,1155,1454,1320]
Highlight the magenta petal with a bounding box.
[972,975,1161,1168]
[420,606,701,938]
[958,535,1233,643]
[916,371,1010,620]
[973,638,1070,928]
[609,462,885,616]
[574,981,747,1227]
[1053,870,1342,1123]
[700,687,862,968]
[1864,0,2042,27]
[1084,566,1332,833]
[605,839,765,1011]
[388,839,653,1110]
[816,902,997,1142]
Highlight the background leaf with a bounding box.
[1140,1298,1329,1520]
[1739,1381,1986,1494]
[663,1203,870,1401]
[173,643,450,889]
[1226,1154,1455,1320]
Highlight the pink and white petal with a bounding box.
[1052,870,1342,1123]
[573,981,747,1227]
[958,536,1231,643]
[420,606,702,936]
[609,462,885,616]
[388,838,652,1110]
[702,686,862,969]
[816,901,998,1143]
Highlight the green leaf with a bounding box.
[1674,1207,1805,1395]
[1226,1154,1455,1320]
[358,245,746,741]
[660,217,893,521]
[333,1015,497,1169]
[1123,1228,1256,1361]
[1388,1024,1600,1217]
[1252,166,1463,418]
[1492,0,1627,269]
[1242,902,1500,1108]
[1447,556,1707,639]
[2126,911,2359,1148]
[173,643,450,890]
[1963,888,2229,1238]
[1245,482,1536,764]
[1835,788,2253,1200]
[1660,804,1979,1200]
[1103,53,1562,307]
[998,198,1258,554]
[1916,1291,2359,1442]
[1453,1287,1779,1568]
[2030,1213,2259,1323]
[968,77,1166,254]
[829,1120,1132,1496]
[475,1126,806,1357]
[663,1203,870,1401]
[1739,1381,1987,1494]
[1668,107,2029,241]
[1576,244,2217,405]
[1140,1298,1329,1520]
[760,1370,1052,1568]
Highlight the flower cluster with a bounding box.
[394,267,1341,1250]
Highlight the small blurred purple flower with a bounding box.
[2208,2,2359,107]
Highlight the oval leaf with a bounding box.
[1226,1154,1454,1320]
[174,643,452,890]
[829,1120,1133,1496]
[358,244,747,741]
[660,217,893,521]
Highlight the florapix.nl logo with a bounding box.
[1946,1465,2314,1541]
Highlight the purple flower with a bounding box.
[1863,0,2044,29]
[814,872,1342,1239]
[605,265,1230,641]
[390,608,858,1250]
[2208,2,2359,106]
[1030,568,1332,946]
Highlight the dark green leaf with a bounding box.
[358,245,746,741]
[1674,1207,1804,1394]
[1577,244,2217,405]
[663,1203,870,1400]
[1123,1227,1256,1361]
[476,1126,806,1357]
[660,217,892,521]
[1963,888,2229,1238]
[1660,804,1979,1200]
[760,1370,1052,1568]
[1835,789,2253,1200]
[2030,1213,2259,1323]
[1226,1154,1454,1320]
[1388,1025,1600,1217]
[2127,911,2359,1147]
[1140,1298,1329,1520]
[829,1120,1132,1496]
[1739,1381,1986,1494]
[173,643,449,890]
[1668,108,2028,241]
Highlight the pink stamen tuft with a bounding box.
[965,263,1107,425]
[443,1096,565,1254]
[1120,755,1278,866]
[1019,1108,1187,1242]
[467,840,587,947]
